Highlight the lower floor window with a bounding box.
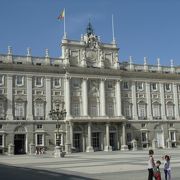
[36,134,44,146]
[141,132,147,142]
[0,135,3,146]
[170,131,176,141]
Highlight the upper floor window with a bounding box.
[141,123,146,128]
[89,102,98,117]
[137,82,143,91]
[35,77,43,87]
[123,81,129,90]
[0,102,5,116]
[0,75,4,85]
[34,102,45,118]
[72,79,80,88]
[16,76,24,86]
[151,83,158,91]
[152,103,161,118]
[166,102,174,118]
[165,83,171,92]
[72,102,80,117]
[54,78,61,87]
[106,102,114,117]
[15,102,25,118]
[138,103,147,119]
[123,102,132,118]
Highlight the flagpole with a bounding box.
[112,14,115,44]
[64,8,66,38]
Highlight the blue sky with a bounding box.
[0,0,180,66]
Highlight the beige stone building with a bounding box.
[0,23,180,154]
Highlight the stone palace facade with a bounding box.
[0,23,180,155]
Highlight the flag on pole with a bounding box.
[57,9,65,20]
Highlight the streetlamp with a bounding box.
[49,102,67,157]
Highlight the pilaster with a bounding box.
[146,82,152,120]
[159,83,166,120]
[173,83,179,119]
[82,78,88,116]
[45,77,51,120]
[131,81,138,120]
[27,76,33,120]
[116,80,122,116]
[100,79,106,117]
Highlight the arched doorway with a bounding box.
[14,126,27,155]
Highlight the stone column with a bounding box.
[146,82,152,120]
[27,76,33,120]
[64,75,71,118]
[82,78,88,116]
[45,77,51,119]
[121,123,128,150]
[6,75,13,120]
[100,79,106,116]
[65,122,71,154]
[104,123,112,151]
[131,81,138,120]
[159,83,166,120]
[173,83,179,119]
[86,122,94,152]
[116,80,122,116]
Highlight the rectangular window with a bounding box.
[54,78,61,87]
[35,103,44,117]
[137,82,143,90]
[170,132,175,141]
[55,133,62,146]
[37,134,43,146]
[0,135,2,146]
[166,104,174,118]
[72,102,80,116]
[37,124,42,129]
[16,76,23,86]
[72,79,80,88]
[123,103,132,118]
[90,103,97,116]
[165,83,171,91]
[142,132,147,142]
[123,82,129,90]
[15,102,25,117]
[107,103,114,116]
[0,102,4,115]
[152,104,161,118]
[0,75,4,85]
[107,82,113,89]
[0,124,2,129]
[151,83,158,91]
[35,77,43,86]
[138,104,146,119]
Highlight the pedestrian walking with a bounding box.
[148,149,155,180]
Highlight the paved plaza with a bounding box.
[0,149,180,180]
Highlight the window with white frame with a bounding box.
[123,81,129,90]
[72,102,80,116]
[137,82,143,90]
[0,102,5,117]
[107,102,114,116]
[89,102,98,116]
[152,103,161,118]
[151,83,158,91]
[166,102,174,118]
[170,131,176,141]
[0,75,4,85]
[54,78,61,87]
[138,103,146,119]
[123,102,132,118]
[141,132,147,142]
[0,135,3,146]
[36,134,44,146]
[34,102,44,118]
[15,102,25,117]
[165,83,171,92]
[16,76,24,86]
[35,77,43,87]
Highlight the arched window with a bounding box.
[166,102,174,119]
[123,102,132,119]
[138,101,147,119]
[152,102,161,119]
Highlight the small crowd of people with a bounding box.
[148,149,171,180]
[35,147,45,155]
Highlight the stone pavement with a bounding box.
[0,149,180,180]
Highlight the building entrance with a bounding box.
[92,132,101,151]
[110,133,116,150]
[14,134,26,155]
[73,133,82,152]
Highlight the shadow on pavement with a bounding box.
[0,164,97,180]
